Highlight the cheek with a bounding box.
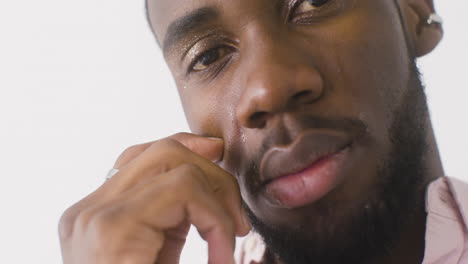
[180,92,218,135]
[179,80,238,137]
[305,0,411,136]
[347,8,409,106]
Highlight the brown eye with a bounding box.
[192,47,230,71]
[295,0,330,14]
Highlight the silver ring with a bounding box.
[105,168,119,180]
[427,13,443,25]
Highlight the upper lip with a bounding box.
[259,130,352,186]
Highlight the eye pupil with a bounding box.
[306,0,328,7]
[200,49,220,66]
[192,46,231,72]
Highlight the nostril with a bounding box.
[249,111,269,128]
[292,90,313,101]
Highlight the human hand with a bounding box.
[58,133,251,264]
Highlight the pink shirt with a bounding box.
[238,177,468,264]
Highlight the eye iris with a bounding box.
[199,49,220,66]
[306,0,329,7]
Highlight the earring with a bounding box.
[427,13,443,25]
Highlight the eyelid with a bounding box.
[179,32,220,65]
[181,31,236,62]
[288,0,344,23]
[187,45,231,74]
[288,0,307,21]
[288,0,303,15]
[184,34,238,72]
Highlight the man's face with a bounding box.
[149,0,430,262]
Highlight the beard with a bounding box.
[243,61,431,264]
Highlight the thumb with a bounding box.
[113,133,223,169]
[170,133,224,162]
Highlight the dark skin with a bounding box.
[153,0,443,261]
[59,0,444,263]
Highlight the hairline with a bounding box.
[145,0,160,47]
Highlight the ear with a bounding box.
[397,0,443,57]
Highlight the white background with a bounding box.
[0,1,466,263]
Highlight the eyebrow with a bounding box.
[162,7,219,53]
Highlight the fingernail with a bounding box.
[207,137,223,142]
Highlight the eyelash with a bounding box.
[187,45,234,75]
[289,0,342,23]
[186,0,341,75]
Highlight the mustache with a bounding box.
[257,116,367,160]
[242,115,368,191]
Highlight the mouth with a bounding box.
[259,131,353,208]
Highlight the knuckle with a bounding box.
[116,144,147,166]
[220,218,235,235]
[219,209,236,232]
[153,137,183,151]
[59,202,102,241]
[72,208,96,233]
[122,144,143,156]
[172,132,191,139]
[58,206,79,240]
[169,165,205,194]
[149,138,187,162]
[177,163,204,176]
[81,205,132,255]
[224,173,241,193]
[88,208,120,236]
[171,173,194,193]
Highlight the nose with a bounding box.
[236,41,324,129]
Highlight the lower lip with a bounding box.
[264,147,350,208]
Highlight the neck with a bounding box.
[422,120,445,183]
[372,206,427,264]
[373,120,444,264]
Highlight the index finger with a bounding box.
[113,132,224,169]
[109,139,250,236]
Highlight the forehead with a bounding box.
[149,0,214,41]
[148,0,280,46]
